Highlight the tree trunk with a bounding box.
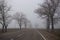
[47,17,50,31]
[5,25,7,32]
[19,22,21,30]
[2,25,5,32]
[20,25,21,30]
[51,16,54,31]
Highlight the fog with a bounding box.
[0,0,60,29]
[6,0,46,28]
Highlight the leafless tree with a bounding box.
[23,18,31,29]
[13,12,31,29]
[13,12,26,30]
[0,0,11,32]
[23,18,28,29]
[35,0,60,30]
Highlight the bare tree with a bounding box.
[13,12,26,30]
[35,0,60,30]
[23,18,27,29]
[23,18,31,29]
[13,12,30,29]
[0,0,11,32]
[35,3,50,30]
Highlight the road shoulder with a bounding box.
[36,30,60,40]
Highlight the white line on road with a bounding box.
[37,31,46,40]
[16,33,24,38]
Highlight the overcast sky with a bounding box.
[2,0,59,29]
[6,0,47,28]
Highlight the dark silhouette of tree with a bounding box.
[35,0,60,31]
[23,18,28,29]
[0,0,11,32]
[13,12,27,30]
[13,12,31,29]
[23,18,31,29]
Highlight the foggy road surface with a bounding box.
[17,29,44,40]
[0,29,44,40]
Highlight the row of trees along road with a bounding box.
[35,0,60,31]
[13,12,31,30]
[0,0,12,32]
[0,0,32,32]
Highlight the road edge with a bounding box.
[37,30,47,40]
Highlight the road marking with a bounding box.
[37,31,46,40]
[17,33,24,37]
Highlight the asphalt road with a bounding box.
[0,29,44,40]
